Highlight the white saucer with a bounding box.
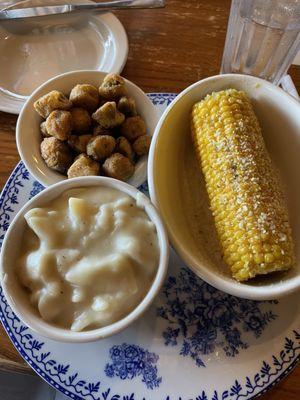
[0,0,128,114]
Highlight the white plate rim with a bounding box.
[0,10,128,115]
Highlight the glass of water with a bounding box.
[221,0,300,84]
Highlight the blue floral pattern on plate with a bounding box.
[29,180,44,199]
[158,268,278,367]
[0,95,299,400]
[105,344,162,389]
[148,93,177,106]
[0,165,29,245]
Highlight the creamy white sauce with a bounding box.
[17,187,159,331]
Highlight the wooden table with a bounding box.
[0,0,299,398]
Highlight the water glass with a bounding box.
[221,0,300,84]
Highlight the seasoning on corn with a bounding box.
[191,89,295,282]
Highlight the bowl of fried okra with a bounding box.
[16,70,159,187]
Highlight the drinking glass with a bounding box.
[221,0,300,84]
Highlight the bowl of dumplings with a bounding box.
[0,175,169,342]
[16,70,159,187]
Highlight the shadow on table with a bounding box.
[0,370,55,400]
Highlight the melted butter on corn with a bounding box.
[191,89,295,281]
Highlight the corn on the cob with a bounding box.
[191,89,295,281]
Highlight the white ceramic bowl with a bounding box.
[0,176,169,342]
[16,70,159,187]
[148,73,300,300]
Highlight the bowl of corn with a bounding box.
[148,73,300,300]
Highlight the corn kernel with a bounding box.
[264,253,275,263]
[254,254,264,264]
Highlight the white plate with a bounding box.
[0,94,299,400]
[0,0,128,114]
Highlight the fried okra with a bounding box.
[93,125,112,136]
[102,153,134,181]
[67,154,100,178]
[70,108,91,134]
[40,121,49,137]
[120,116,146,142]
[68,134,92,154]
[132,135,151,156]
[34,90,72,118]
[117,96,137,117]
[98,74,127,100]
[45,110,72,141]
[69,84,99,112]
[40,137,73,173]
[87,135,115,161]
[115,136,134,161]
[92,102,125,129]
[34,74,149,182]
